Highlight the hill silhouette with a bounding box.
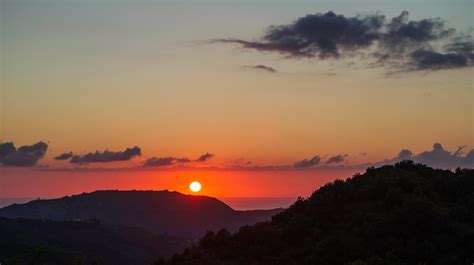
[166,161,474,265]
[0,217,187,265]
[0,190,282,238]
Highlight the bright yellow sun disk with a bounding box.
[189,181,202,192]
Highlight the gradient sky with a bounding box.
[1,0,473,205]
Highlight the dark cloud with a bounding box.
[410,49,468,70]
[176,157,192,163]
[54,152,74,161]
[413,143,473,168]
[465,150,474,165]
[142,152,214,168]
[374,143,473,169]
[325,154,347,164]
[215,11,473,72]
[0,141,48,167]
[290,143,472,170]
[293,155,321,168]
[245,65,277,73]
[405,37,474,70]
[70,146,141,164]
[195,152,215,162]
[215,11,384,59]
[142,157,188,167]
[445,40,474,58]
[0,142,16,158]
[382,11,454,55]
[229,157,252,166]
[35,142,473,172]
[397,149,414,160]
[215,38,310,57]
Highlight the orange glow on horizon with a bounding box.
[0,167,359,200]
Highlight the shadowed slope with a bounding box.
[0,217,187,265]
[167,161,474,265]
[0,190,283,238]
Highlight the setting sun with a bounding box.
[189,181,202,192]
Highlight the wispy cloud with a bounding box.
[293,156,321,168]
[195,152,215,162]
[143,157,191,167]
[70,147,141,164]
[54,152,74,161]
[325,154,348,164]
[142,152,214,167]
[244,65,277,73]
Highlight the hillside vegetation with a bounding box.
[0,218,187,265]
[167,161,474,265]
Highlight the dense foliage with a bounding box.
[0,218,188,265]
[167,161,474,265]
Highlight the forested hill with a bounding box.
[0,190,282,238]
[167,161,474,265]
[0,217,188,265]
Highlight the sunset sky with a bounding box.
[1,0,473,206]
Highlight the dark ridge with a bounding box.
[0,217,188,265]
[0,190,283,238]
[167,161,474,265]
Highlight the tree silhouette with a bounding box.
[166,161,474,265]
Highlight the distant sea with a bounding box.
[0,198,37,208]
[0,197,297,210]
[220,197,297,210]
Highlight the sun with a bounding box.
[189,181,202,192]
